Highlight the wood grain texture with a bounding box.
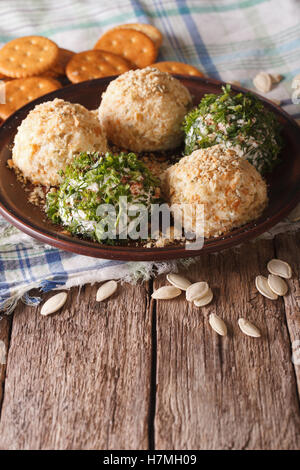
[274,231,300,390]
[0,315,11,409]
[154,239,300,450]
[0,283,152,450]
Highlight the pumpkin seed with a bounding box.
[292,74,300,89]
[253,72,272,93]
[255,275,278,300]
[238,318,261,338]
[41,292,68,316]
[268,274,288,296]
[208,313,227,336]
[151,286,182,300]
[271,99,281,106]
[96,280,118,302]
[166,273,191,291]
[267,259,292,279]
[194,288,213,307]
[228,80,241,87]
[288,204,300,222]
[186,282,209,302]
[270,73,283,83]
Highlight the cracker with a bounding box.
[0,76,61,119]
[52,48,75,75]
[66,49,133,83]
[110,23,163,48]
[41,48,74,78]
[0,36,59,78]
[94,28,157,68]
[152,61,204,77]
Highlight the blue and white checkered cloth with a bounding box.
[1,0,300,314]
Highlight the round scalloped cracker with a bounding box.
[41,48,75,78]
[94,28,157,68]
[0,76,61,119]
[52,48,75,75]
[152,61,204,77]
[109,23,163,48]
[66,49,133,83]
[0,36,59,78]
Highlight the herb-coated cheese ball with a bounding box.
[98,67,192,152]
[12,98,108,186]
[163,145,268,238]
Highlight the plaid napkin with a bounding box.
[1,0,300,314]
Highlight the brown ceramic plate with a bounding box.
[0,76,299,261]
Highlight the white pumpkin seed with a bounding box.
[292,74,300,89]
[253,72,272,93]
[255,275,278,300]
[41,292,68,316]
[208,313,227,336]
[288,204,300,222]
[238,318,261,338]
[270,73,283,84]
[186,281,209,302]
[271,99,281,106]
[96,280,117,301]
[267,259,292,279]
[194,288,213,307]
[166,273,191,291]
[228,80,241,87]
[151,286,181,300]
[268,274,288,296]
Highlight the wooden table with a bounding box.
[0,231,299,450]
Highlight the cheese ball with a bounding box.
[98,67,192,152]
[163,145,268,238]
[12,98,108,186]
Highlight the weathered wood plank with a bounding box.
[154,239,300,450]
[0,315,11,410]
[274,231,300,390]
[0,282,152,450]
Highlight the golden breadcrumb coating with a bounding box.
[12,98,108,186]
[163,145,268,238]
[98,67,192,152]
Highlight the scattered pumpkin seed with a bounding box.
[288,204,300,222]
[96,280,118,302]
[166,273,191,291]
[253,72,272,93]
[268,274,288,296]
[194,288,213,307]
[270,73,283,83]
[151,286,182,300]
[208,313,227,336]
[186,281,209,302]
[41,292,68,316]
[267,259,292,279]
[255,275,278,300]
[238,318,261,338]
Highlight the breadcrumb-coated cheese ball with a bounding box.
[12,98,108,186]
[163,145,268,238]
[98,67,192,152]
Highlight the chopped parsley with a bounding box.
[183,84,282,174]
[46,152,162,245]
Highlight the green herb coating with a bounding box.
[46,152,161,245]
[183,84,282,174]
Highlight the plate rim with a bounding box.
[0,75,299,261]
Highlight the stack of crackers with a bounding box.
[0,23,203,124]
